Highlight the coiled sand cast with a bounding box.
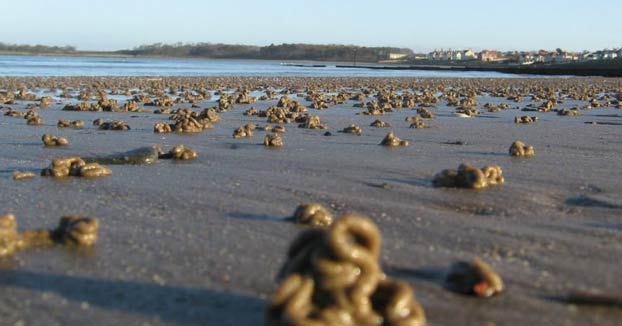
[267,214,426,326]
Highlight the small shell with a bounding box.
[445,257,504,297]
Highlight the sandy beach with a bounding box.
[1,77,621,325]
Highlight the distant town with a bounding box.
[402,47,622,65]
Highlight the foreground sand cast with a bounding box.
[292,203,333,226]
[0,213,99,258]
[14,145,198,181]
[41,156,112,178]
[433,164,504,189]
[509,141,535,157]
[158,145,198,160]
[267,214,426,326]
[380,131,409,147]
[41,157,112,178]
[42,133,69,146]
[264,133,284,147]
[1,204,506,325]
[233,123,256,138]
[57,119,85,129]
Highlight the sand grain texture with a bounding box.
[0,77,621,325]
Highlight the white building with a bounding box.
[550,52,577,63]
[602,50,618,60]
[462,49,476,60]
[582,52,601,61]
[388,53,408,60]
[427,49,480,61]
[519,54,535,65]
[428,50,451,61]
[427,50,441,61]
[427,49,475,61]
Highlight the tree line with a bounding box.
[0,42,76,54]
[117,43,414,62]
[0,41,414,62]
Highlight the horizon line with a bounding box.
[1,40,620,54]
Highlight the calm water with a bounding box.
[0,55,526,78]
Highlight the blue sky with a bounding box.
[0,0,620,52]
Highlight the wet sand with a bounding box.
[1,77,621,325]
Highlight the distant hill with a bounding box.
[116,43,260,59]
[0,42,77,54]
[116,43,414,62]
[0,41,414,63]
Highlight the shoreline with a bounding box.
[3,51,622,77]
[0,51,374,64]
[337,60,622,77]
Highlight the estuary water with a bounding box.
[0,54,524,78]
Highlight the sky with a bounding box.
[0,0,620,52]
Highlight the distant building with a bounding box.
[444,51,453,60]
[552,53,573,63]
[427,50,439,61]
[428,49,450,61]
[478,50,499,62]
[427,47,618,64]
[581,52,601,61]
[388,53,408,60]
[427,49,475,61]
[602,50,618,60]
[462,49,476,60]
[519,54,535,65]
